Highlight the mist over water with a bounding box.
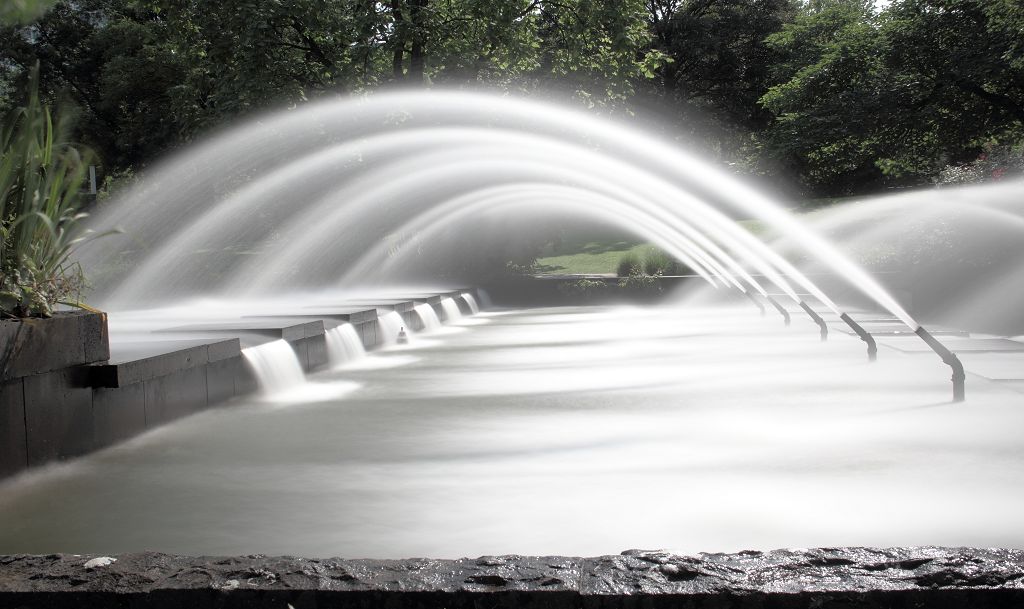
[3,306,1023,558]
[764,181,1024,335]
[11,89,1022,559]
[78,90,913,327]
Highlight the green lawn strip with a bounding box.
[535,240,650,275]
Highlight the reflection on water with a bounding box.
[1,306,1023,558]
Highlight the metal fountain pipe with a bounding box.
[742,290,766,316]
[915,326,966,403]
[765,295,791,326]
[798,301,828,341]
[839,313,877,361]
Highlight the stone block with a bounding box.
[207,357,240,404]
[92,384,146,450]
[0,312,108,382]
[23,369,94,466]
[431,302,446,321]
[304,336,328,371]
[235,359,259,396]
[402,311,421,331]
[348,309,377,324]
[206,339,241,362]
[286,338,310,371]
[355,320,377,349]
[98,344,209,388]
[81,312,110,363]
[143,366,208,428]
[0,379,28,479]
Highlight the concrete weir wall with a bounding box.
[1,547,1023,608]
[0,291,475,482]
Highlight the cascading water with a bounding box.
[325,323,366,367]
[378,311,405,344]
[415,303,441,331]
[440,298,462,321]
[72,89,988,400]
[462,293,480,314]
[241,340,306,395]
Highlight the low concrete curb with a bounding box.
[1,547,1022,608]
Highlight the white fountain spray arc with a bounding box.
[79,91,964,400]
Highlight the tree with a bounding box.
[758,0,1024,196]
[644,0,798,163]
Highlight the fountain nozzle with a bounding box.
[798,301,828,341]
[915,326,965,402]
[765,295,791,326]
[840,313,877,361]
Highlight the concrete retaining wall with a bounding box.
[1,547,1021,608]
[0,294,473,482]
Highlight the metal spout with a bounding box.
[742,291,766,316]
[840,312,877,361]
[915,326,965,402]
[798,301,828,341]
[765,295,790,326]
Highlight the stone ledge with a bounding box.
[87,339,241,388]
[1,548,1022,608]
[0,311,110,381]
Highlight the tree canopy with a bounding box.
[1,0,1021,198]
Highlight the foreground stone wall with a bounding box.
[1,547,1022,608]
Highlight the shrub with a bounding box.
[643,247,675,275]
[616,251,643,277]
[937,143,1024,185]
[0,66,97,318]
[557,278,609,301]
[618,272,661,295]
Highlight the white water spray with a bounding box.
[462,293,480,314]
[378,311,405,344]
[241,340,306,395]
[325,324,366,367]
[414,303,441,331]
[440,298,462,321]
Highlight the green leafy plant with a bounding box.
[643,247,676,276]
[557,278,609,301]
[616,251,643,277]
[0,66,97,318]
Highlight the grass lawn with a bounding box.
[535,240,650,275]
[533,219,773,275]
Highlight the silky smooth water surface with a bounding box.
[1,306,1023,557]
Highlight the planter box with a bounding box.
[0,311,110,381]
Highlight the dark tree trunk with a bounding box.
[391,0,405,79]
[408,0,429,84]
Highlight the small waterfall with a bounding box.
[440,298,462,321]
[462,292,480,314]
[242,340,306,395]
[378,310,405,344]
[414,303,441,331]
[326,323,366,366]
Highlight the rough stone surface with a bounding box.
[0,380,27,478]
[206,357,241,406]
[0,548,1021,608]
[0,312,109,382]
[143,366,209,428]
[92,384,147,450]
[23,369,94,466]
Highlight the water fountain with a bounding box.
[74,91,968,399]
[3,89,1022,575]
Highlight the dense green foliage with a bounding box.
[759,0,1024,194]
[0,66,92,317]
[2,0,1020,197]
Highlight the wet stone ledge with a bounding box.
[1,547,1023,608]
